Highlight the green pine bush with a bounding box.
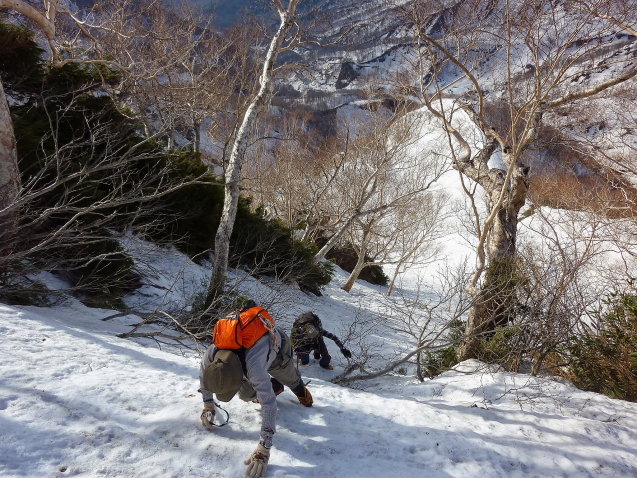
[566,292,637,402]
[421,319,465,379]
[155,162,333,295]
[2,21,332,305]
[1,23,158,300]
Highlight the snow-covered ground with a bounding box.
[2,239,637,478]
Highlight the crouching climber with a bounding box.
[291,311,351,370]
[198,300,312,477]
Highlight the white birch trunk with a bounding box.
[341,227,372,293]
[341,247,367,293]
[209,0,299,299]
[313,212,361,263]
[387,263,402,297]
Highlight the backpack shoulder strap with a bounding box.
[255,308,278,348]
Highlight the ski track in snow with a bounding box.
[2,246,637,478]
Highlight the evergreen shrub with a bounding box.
[566,292,637,402]
[422,319,465,378]
[475,325,524,372]
[157,162,333,295]
[1,23,157,300]
[2,21,332,304]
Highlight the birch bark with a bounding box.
[207,0,300,303]
[406,0,637,361]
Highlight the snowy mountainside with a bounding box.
[276,0,417,107]
[277,0,637,203]
[2,239,637,477]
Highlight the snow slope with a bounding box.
[2,247,637,478]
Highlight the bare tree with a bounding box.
[67,0,249,157]
[249,113,356,245]
[246,100,450,290]
[386,192,450,296]
[207,0,302,304]
[396,0,637,360]
[311,105,448,264]
[0,0,177,229]
[514,207,609,375]
[567,0,637,36]
[242,108,331,235]
[340,190,449,293]
[332,262,474,384]
[0,0,216,299]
